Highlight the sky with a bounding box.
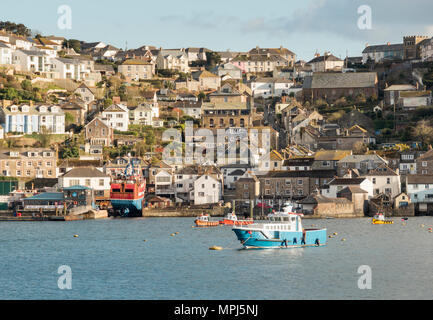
[1,0,433,61]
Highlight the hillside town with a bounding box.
[1,21,433,219]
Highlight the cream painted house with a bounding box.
[118,59,155,80]
[364,165,401,199]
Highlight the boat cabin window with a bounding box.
[112,188,121,193]
[125,188,134,193]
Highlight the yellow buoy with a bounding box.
[209,246,223,251]
[421,224,425,228]
[341,238,346,242]
[171,233,175,237]
[73,235,79,238]
[333,232,338,236]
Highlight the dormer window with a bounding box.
[39,106,47,113]
[21,105,30,112]
[10,105,18,112]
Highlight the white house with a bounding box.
[12,50,49,73]
[129,104,153,126]
[406,175,433,201]
[51,57,90,80]
[58,167,111,198]
[0,42,12,65]
[250,78,294,98]
[191,175,221,205]
[101,104,129,132]
[308,53,344,72]
[363,165,401,199]
[155,170,174,196]
[156,49,189,72]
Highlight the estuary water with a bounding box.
[0,217,432,300]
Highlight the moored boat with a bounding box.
[219,212,254,226]
[195,214,220,227]
[110,160,146,217]
[232,202,327,249]
[372,213,394,225]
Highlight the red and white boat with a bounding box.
[219,212,254,226]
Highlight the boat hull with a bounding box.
[233,228,327,249]
[111,198,144,217]
[195,219,220,227]
[219,219,254,226]
[372,219,394,225]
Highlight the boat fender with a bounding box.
[293,238,297,245]
[301,237,305,245]
[315,239,320,246]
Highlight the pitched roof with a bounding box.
[362,43,403,53]
[407,175,433,184]
[364,164,398,176]
[303,72,377,89]
[61,167,109,178]
[122,59,152,65]
[328,178,367,185]
[308,54,343,64]
[314,150,352,161]
[337,186,368,194]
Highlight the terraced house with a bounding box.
[0,104,65,134]
[0,149,57,179]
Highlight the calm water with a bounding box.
[0,217,432,300]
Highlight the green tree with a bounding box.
[63,39,81,53]
[21,79,32,91]
[38,126,52,148]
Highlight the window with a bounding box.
[244,184,249,190]
[387,178,391,184]
[70,179,80,186]
[265,180,270,185]
[198,192,205,197]
[372,178,376,184]
[422,161,428,167]
[99,179,105,187]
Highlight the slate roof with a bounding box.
[407,175,433,184]
[328,178,366,185]
[362,43,403,53]
[303,72,377,89]
[308,54,342,64]
[61,167,109,178]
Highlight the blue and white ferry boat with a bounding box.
[233,202,327,249]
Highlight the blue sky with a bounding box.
[1,0,432,61]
